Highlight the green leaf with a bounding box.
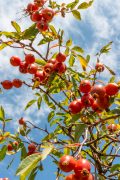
[78,1,94,9]
[72,46,84,53]
[0,106,5,121]
[22,24,39,40]
[70,114,81,123]
[86,55,90,63]
[16,153,41,176]
[75,124,87,142]
[109,76,115,83]
[37,96,42,110]
[28,168,37,180]
[104,65,116,75]
[25,100,37,110]
[72,10,81,20]
[21,146,27,161]
[67,0,79,10]
[69,55,75,66]
[11,21,21,33]
[71,77,78,93]
[50,118,61,127]
[48,111,55,122]
[38,39,48,45]
[100,41,113,54]
[66,39,72,47]
[64,47,70,56]
[0,145,7,161]
[35,59,46,66]
[111,164,120,172]
[43,94,56,110]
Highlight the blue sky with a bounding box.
[0,0,120,179]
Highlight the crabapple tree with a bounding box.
[0,0,120,180]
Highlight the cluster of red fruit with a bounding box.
[7,141,19,151]
[69,78,119,114]
[0,178,9,180]
[1,79,22,90]
[26,0,55,31]
[4,52,66,87]
[59,155,94,180]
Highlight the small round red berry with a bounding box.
[96,95,110,110]
[56,53,66,63]
[1,80,13,90]
[48,59,56,64]
[69,99,83,114]
[82,173,94,180]
[105,83,119,96]
[74,159,91,178]
[19,62,28,74]
[107,124,117,132]
[25,54,35,64]
[19,117,25,125]
[53,62,66,74]
[13,141,19,146]
[35,71,46,82]
[59,155,76,173]
[10,56,21,66]
[28,143,36,153]
[27,64,38,74]
[65,174,79,180]
[44,63,54,74]
[91,101,103,113]
[91,85,106,99]
[36,20,48,31]
[81,94,94,107]
[26,3,39,14]
[41,7,55,22]
[34,0,46,7]
[95,62,104,72]
[13,79,22,88]
[31,11,43,22]
[79,80,92,94]
[7,144,13,151]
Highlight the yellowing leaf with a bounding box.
[77,55,88,70]
[4,132,10,137]
[78,1,94,9]
[35,59,46,66]
[0,106,5,121]
[41,143,54,161]
[32,80,40,90]
[25,100,37,110]
[11,21,21,33]
[117,124,120,130]
[72,10,81,20]
[20,174,26,180]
